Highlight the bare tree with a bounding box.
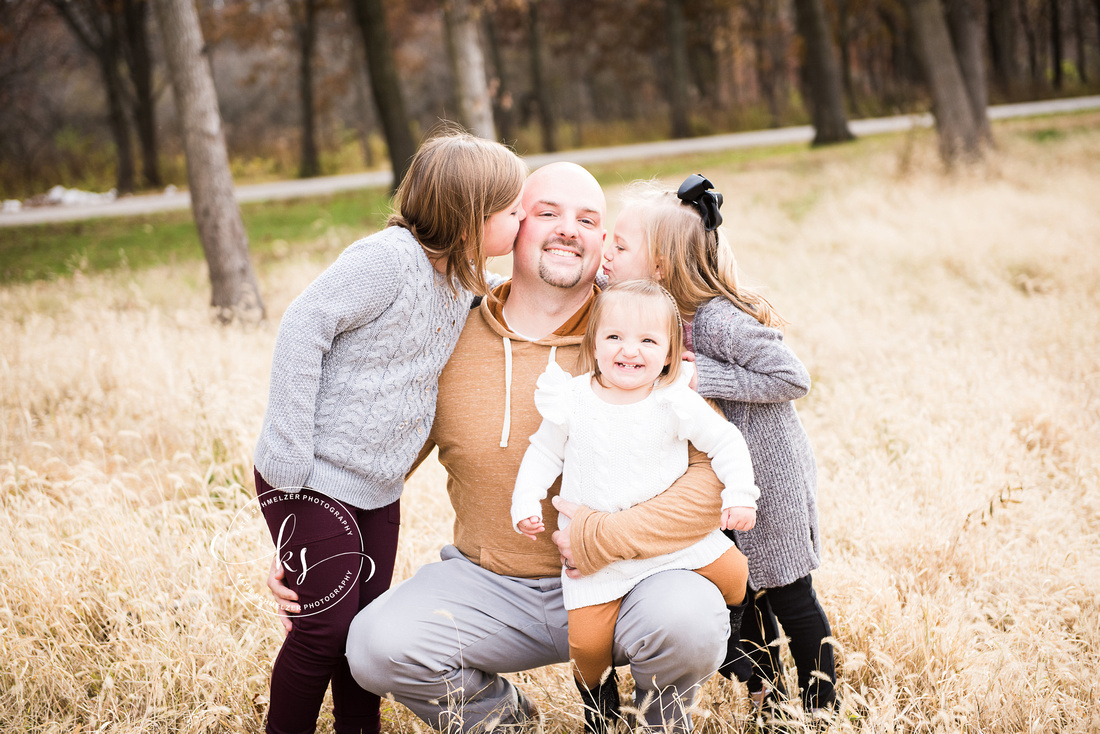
[527,0,556,152]
[443,0,496,139]
[120,0,161,188]
[152,0,264,322]
[746,0,787,128]
[348,0,417,189]
[48,0,136,193]
[348,19,377,167]
[665,0,692,138]
[946,0,991,143]
[1095,0,1100,71]
[482,6,514,142]
[1050,0,1063,89]
[1073,0,1087,84]
[793,0,854,145]
[835,0,859,110]
[988,0,1020,97]
[904,0,985,164]
[291,0,321,177]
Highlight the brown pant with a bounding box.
[568,546,748,687]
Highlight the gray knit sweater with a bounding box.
[253,226,473,510]
[692,297,821,590]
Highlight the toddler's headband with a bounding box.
[676,173,723,231]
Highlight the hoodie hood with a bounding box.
[481,280,597,345]
[479,280,597,449]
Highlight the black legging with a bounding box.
[721,574,836,711]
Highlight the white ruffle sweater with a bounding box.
[510,361,759,609]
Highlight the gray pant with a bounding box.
[346,545,728,733]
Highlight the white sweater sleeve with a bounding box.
[510,418,569,531]
[677,391,760,511]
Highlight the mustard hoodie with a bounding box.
[414,281,724,579]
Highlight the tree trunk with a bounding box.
[1095,0,1100,76]
[1020,0,1040,83]
[151,0,264,322]
[295,0,321,178]
[348,25,376,168]
[442,0,496,140]
[527,1,556,152]
[686,14,719,104]
[348,0,417,190]
[835,0,859,111]
[1074,0,1087,83]
[100,49,137,193]
[793,0,854,145]
[904,0,984,165]
[748,0,784,127]
[482,9,514,142]
[946,0,992,144]
[49,0,136,193]
[441,3,461,115]
[988,0,1020,96]
[123,0,161,188]
[1051,0,1063,89]
[665,0,691,138]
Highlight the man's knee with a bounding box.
[617,571,728,672]
[345,596,413,695]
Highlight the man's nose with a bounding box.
[556,217,579,239]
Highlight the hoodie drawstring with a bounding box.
[500,337,513,448]
[499,341,559,449]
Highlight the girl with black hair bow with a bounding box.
[601,174,837,724]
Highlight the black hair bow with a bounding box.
[676,173,723,231]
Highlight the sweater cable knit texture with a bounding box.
[254,226,473,511]
[692,296,821,590]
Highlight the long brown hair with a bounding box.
[388,130,527,296]
[577,279,685,390]
[620,181,786,328]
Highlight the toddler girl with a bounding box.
[603,174,836,719]
[510,279,758,732]
[253,132,527,734]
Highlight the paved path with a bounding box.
[3,96,1098,228]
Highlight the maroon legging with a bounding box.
[256,468,400,734]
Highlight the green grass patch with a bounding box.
[1026,128,1068,143]
[0,188,392,283]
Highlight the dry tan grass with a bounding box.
[2,115,1099,733]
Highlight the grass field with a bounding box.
[2,114,1099,733]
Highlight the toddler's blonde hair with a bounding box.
[577,279,685,390]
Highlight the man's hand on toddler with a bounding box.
[721,506,756,531]
[517,516,545,541]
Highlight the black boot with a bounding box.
[575,668,621,734]
[717,593,751,681]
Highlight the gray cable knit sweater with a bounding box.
[692,297,821,590]
[253,226,473,510]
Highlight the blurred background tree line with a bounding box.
[1,0,1098,202]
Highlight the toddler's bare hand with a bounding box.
[517,516,545,541]
[721,507,757,532]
